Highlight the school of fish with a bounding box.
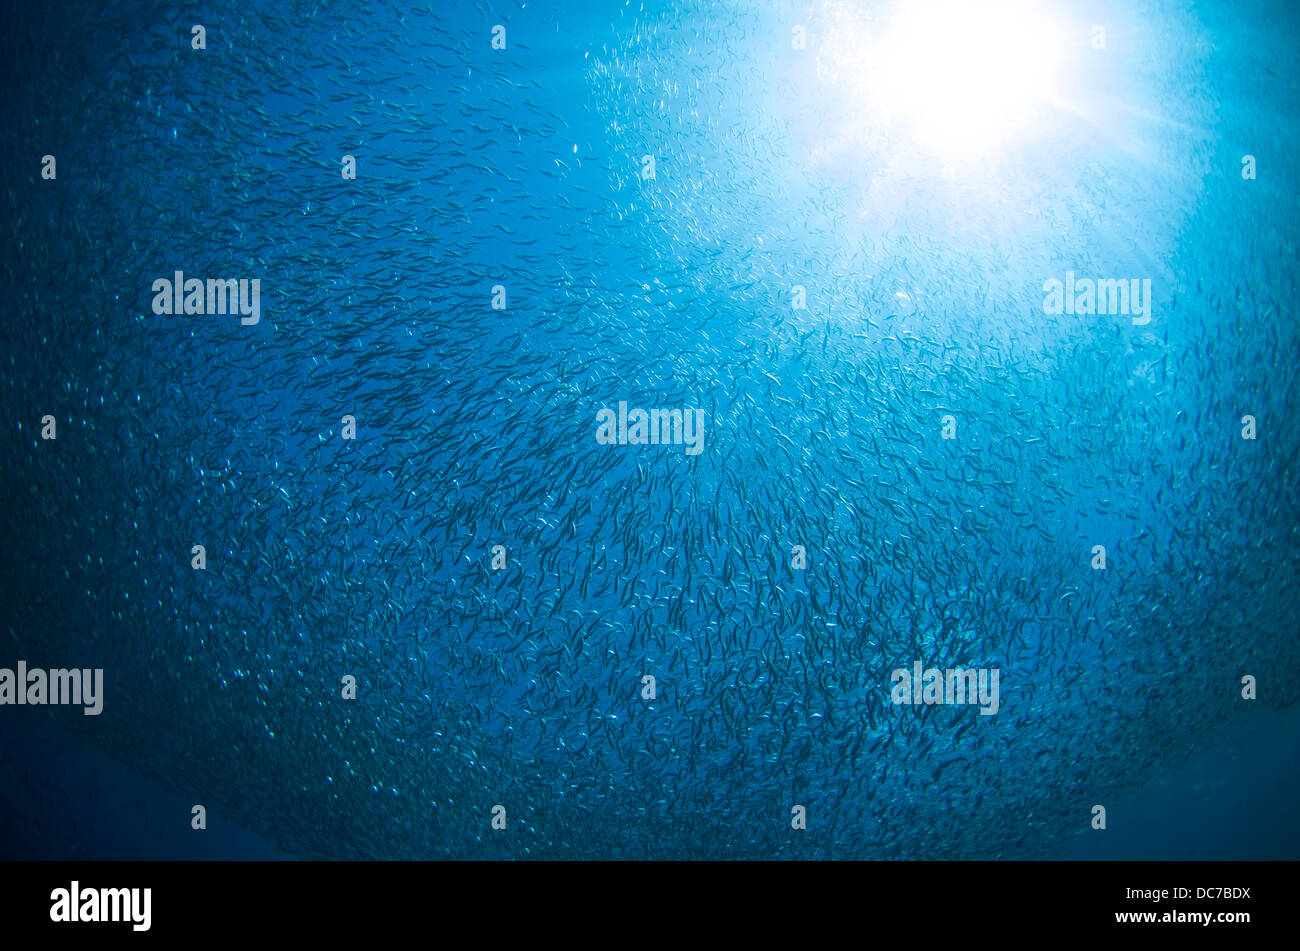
[1,0,1297,859]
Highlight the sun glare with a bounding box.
[819,0,1071,164]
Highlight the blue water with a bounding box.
[1,0,1297,860]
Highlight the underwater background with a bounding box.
[1,0,1298,860]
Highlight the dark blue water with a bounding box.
[1,0,1297,860]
